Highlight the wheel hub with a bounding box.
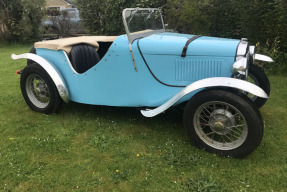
[35,83,48,98]
[209,109,235,135]
[214,121,225,132]
[26,74,50,108]
[193,101,249,151]
[34,87,41,95]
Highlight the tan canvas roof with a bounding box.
[34,36,118,53]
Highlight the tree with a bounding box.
[0,0,45,42]
[165,0,287,74]
[77,0,166,35]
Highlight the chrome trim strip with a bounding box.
[11,53,69,103]
[141,77,268,117]
[255,54,274,62]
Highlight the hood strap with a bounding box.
[181,35,202,57]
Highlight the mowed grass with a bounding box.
[0,43,287,191]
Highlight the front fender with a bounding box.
[255,54,274,62]
[141,77,268,117]
[11,53,69,103]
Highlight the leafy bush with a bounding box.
[0,0,45,43]
[77,0,286,74]
[77,0,166,35]
[166,0,287,74]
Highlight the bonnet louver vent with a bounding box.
[175,58,223,81]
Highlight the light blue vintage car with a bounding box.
[12,8,274,158]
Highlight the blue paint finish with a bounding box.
[36,35,185,107]
[143,55,234,86]
[139,32,240,57]
[35,32,239,107]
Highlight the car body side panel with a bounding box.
[137,32,238,86]
[36,35,190,107]
[143,54,235,86]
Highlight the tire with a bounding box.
[184,89,263,158]
[27,46,36,65]
[246,65,270,108]
[20,64,62,114]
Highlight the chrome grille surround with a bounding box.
[234,38,254,79]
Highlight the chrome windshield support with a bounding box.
[129,42,138,71]
[122,8,166,71]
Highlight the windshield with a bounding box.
[123,8,165,42]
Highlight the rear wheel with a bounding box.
[27,46,36,65]
[20,64,62,114]
[184,89,263,158]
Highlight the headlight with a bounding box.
[233,58,247,75]
[236,38,249,61]
[234,38,251,78]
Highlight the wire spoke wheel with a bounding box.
[20,64,62,114]
[184,90,263,158]
[194,101,248,150]
[26,74,50,108]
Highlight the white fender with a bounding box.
[11,53,69,103]
[141,77,268,117]
[255,54,274,62]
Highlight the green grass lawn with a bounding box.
[0,44,287,191]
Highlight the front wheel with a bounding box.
[184,90,263,158]
[246,65,270,108]
[20,64,62,114]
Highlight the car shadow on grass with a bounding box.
[59,101,186,138]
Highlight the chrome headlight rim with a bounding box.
[234,38,256,79]
[233,57,248,76]
[235,38,249,61]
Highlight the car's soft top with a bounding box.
[138,32,240,57]
[34,36,118,54]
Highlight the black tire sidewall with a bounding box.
[27,46,36,65]
[184,89,263,158]
[20,64,62,114]
[248,65,270,108]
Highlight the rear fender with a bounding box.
[141,77,268,117]
[11,53,69,103]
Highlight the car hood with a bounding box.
[137,32,240,57]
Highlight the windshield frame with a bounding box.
[122,8,165,43]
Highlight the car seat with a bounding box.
[70,44,100,74]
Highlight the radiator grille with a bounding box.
[175,58,223,81]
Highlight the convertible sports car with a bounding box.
[12,8,274,158]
